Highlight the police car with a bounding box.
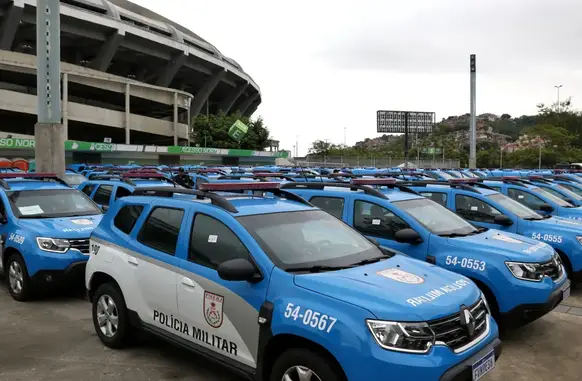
[482,177,582,219]
[282,179,569,328]
[78,171,185,208]
[407,179,582,282]
[0,173,103,301]
[86,182,501,381]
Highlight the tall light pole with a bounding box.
[344,127,347,146]
[295,135,299,157]
[36,0,65,177]
[555,85,563,112]
[500,146,503,169]
[469,54,477,168]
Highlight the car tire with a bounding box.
[92,282,132,349]
[270,348,344,381]
[6,254,32,302]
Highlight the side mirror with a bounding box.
[565,199,574,205]
[394,229,423,244]
[540,203,554,213]
[217,259,261,282]
[366,237,380,246]
[101,205,109,212]
[493,214,513,226]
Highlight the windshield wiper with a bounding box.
[348,256,389,267]
[439,232,469,238]
[523,216,544,221]
[286,265,352,273]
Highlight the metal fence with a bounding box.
[295,156,460,168]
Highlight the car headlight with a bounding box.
[366,320,435,353]
[505,261,544,282]
[576,236,582,245]
[36,237,70,253]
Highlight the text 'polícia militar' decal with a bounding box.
[406,279,472,307]
[153,310,238,356]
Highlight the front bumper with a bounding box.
[440,338,502,381]
[501,279,570,328]
[31,261,86,286]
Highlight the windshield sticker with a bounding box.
[518,195,524,199]
[18,205,43,215]
[407,279,472,307]
[208,235,218,243]
[70,219,93,225]
[470,206,478,211]
[377,268,424,284]
[204,291,224,328]
[491,234,523,244]
[523,241,548,254]
[372,219,381,225]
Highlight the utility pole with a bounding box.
[344,127,347,146]
[35,0,65,177]
[404,112,409,168]
[555,85,563,112]
[469,54,477,169]
[538,143,542,170]
[295,135,299,158]
[500,146,503,169]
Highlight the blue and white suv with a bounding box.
[282,179,569,329]
[0,173,103,301]
[86,182,501,381]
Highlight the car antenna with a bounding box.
[298,162,310,182]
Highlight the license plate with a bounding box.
[563,286,571,301]
[472,350,495,381]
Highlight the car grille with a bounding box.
[428,299,488,352]
[540,257,562,281]
[69,239,90,255]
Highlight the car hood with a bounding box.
[294,255,480,322]
[18,215,103,238]
[447,229,554,262]
[532,216,582,233]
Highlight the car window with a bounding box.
[508,188,547,210]
[114,205,144,235]
[560,183,582,197]
[115,186,132,200]
[419,192,447,207]
[531,187,573,207]
[93,185,113,205]
[455,195,502,223]
[309,196,345,219]
[353,200,410,240]
[81,183,95,196]
[137,207,184,255]
[188,214,251,269]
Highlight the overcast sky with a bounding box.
[135,0,582,155]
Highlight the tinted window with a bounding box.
[115,186,132,200]
[309,196,345,219]
[419,192,447,207]
[508,189,547,210]
[8,189,101,218]
[455,195,502,223]
[189,214,251,269]
[93,185,113,205]
[114,205,144,234]
[138,207,184,255]
[81,183,95,196]
[354,200,409,240]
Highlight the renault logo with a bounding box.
[460,305,476,338]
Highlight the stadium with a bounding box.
[0,0,266,165]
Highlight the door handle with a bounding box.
[180,277,195,288]
[127,256,138,266]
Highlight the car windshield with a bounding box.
[437,171,454,179]
[560,183,582,197]
[447,171,463,178]
[63,173,87,186]
[238,210,384,270]
[8,189,102,218]
[487,193,542,220]
[553,185,582,201]
[532,187,575,207]
[393,198,479,236]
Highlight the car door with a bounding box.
[175,206,268,370]
[124,203,186,332]
[453,194,515,232]
[348,197,428,258]
[0,195,10,273]
[506,188,553,215]
[92,184,114,208]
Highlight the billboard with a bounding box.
[377,111,435,133]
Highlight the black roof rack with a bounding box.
[88,175,137,186]
[396,180,496,194]
[281,182,390,199]
[130,186,312,213]
[482,177,532,186]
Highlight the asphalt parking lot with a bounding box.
[0,285,581,381]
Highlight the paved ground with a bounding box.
[0,284,582,381]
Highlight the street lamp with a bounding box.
[555,85,563,112]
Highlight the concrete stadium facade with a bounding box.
[0,0,261,146]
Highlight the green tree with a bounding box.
[190,112,271,150]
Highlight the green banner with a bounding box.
[0,138,36,149]
[167,146,227,155]
[65,141,115,152]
